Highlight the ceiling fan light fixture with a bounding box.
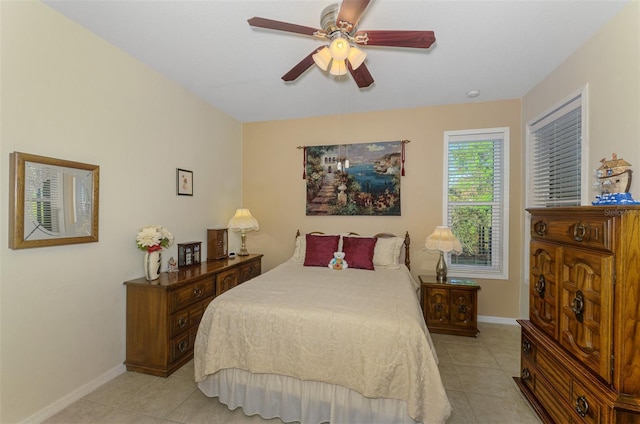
[347,45,366,70]
[329,36,350,61]
[312,46,332,71]
[329,59,347,76]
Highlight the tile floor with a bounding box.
[43,322,541,424]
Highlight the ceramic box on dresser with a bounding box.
[123,254,262,377]
[515,206,640,423]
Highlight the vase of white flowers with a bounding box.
[136,225,174,281]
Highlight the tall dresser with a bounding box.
[124,254,262,377]
[515,206,640,423]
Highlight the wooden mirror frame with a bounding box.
[9,152,100,249]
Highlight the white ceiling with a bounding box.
[43,0,630,123]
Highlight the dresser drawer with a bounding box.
[169,296,213,338]
[169,327,198,363]
[535,371,573,424]
[521,333,536,363]
[572,379,605,424]
[216,268,238,296]
[238,260,261,283]
[537,345,571,402]
[170,277,215,312]
[530,214,612,252]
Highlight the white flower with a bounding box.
[136,225,174,252]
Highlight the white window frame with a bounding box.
[443,127,510,280]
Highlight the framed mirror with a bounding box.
[9,152,99,249]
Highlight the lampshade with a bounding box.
[329,37,350,61]
[312,46,332,71]
[425,226,462,253]
[330,59,347,76]
[347,45,367,70]
[227,209,259,232]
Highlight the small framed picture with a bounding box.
[177,168,193,196]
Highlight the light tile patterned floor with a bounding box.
[43,323,541,424]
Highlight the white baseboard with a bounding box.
[478,315,519,326]
[21,363,126,424]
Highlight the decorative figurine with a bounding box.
[168,256,178,273]
[593,153,640,205]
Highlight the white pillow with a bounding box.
[290,235,306,262]
[373,236,405,269]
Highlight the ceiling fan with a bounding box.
[247,0,436,88]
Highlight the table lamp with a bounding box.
[425,226,462,283]
[227,209,259,256]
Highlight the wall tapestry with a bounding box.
[304,140,405,216]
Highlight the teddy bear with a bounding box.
[328,251,348,270]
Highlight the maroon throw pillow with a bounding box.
[303,234,340,267]
[342,236,377,270]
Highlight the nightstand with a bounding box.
[419,276,480,337]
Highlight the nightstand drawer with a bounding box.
[419,276,480,337]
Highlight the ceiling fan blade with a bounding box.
[354,30,436,48]
[348,62,374,88]
[248,17,325,37]
[282,48,321,82]
[336,0,371,32]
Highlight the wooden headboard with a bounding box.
[295,230,411,270]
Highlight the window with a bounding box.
[527,87,588,207]
[444,128,509,279]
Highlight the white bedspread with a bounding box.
[194,261,452,424]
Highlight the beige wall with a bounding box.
[1,1,637,422]
[0,2,243,422]
[521,1,640,312]
[243,100,523,322]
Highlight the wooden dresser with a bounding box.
[515,206,640,423]
[419,276,480,337]
[124,254,262,377]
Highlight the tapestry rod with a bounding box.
[296,140,410,149]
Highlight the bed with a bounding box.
[194,232,452,424]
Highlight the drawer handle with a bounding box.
[534,220,547,236]
[193,286,203,298]
[522,339,532,354]
[575,395,589,418]
[571,290,585,323]
[535,274,546,299]
[178,316,188,328]
[573,222,587,242]
[434,303,445,312]
[521,368,531,382]
[178,340,188,353]
[458,304,468,314]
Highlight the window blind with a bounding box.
[529,95,582,207]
